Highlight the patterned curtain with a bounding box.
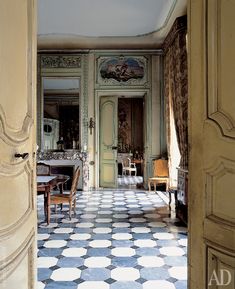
[163,16,188,170]
[164,48,181,187]
[163,48,172,179]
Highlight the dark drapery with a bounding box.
[163,16,188,170]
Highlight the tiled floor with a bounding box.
[37,189,187,289]
[117,175,143,186]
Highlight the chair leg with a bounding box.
[45,186,50,225]
[73,199,76,215]
[148,180,151,191]
[69,202,72,220]
[169,190,172,205]
[43,195,47,221]
[153,182,157,192]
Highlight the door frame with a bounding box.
[95,89,150,188]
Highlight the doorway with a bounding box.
[117,97,144,188]
[99,93,146,188]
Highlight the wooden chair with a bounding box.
[37,162,51,175]
[37,162,69,194]
[37,162,52,219]
[122,157,137,176]
[50,167,80,219]
[148,159,169,192]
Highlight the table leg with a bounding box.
[58,183,63,210]
[169,190,172,205]
[174,190,178,208]
[43,192,47,221]
[45,186,50,225]
[59,183,63,194]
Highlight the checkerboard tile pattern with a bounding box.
[117,176,143,186]
[37,190,187,289]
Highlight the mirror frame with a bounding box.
[42,76,80,150]
[37,54,89,151]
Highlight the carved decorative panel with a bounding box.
[97,56,148,86]
[0,231,35,288]
[0,161,33,238]
[102,102,115,146]
[206,158,235,224]
[37,150,87,161]
[207,0,235,138]
[0,0,34,144]
[103,164,115,183]
[41,55,81,68]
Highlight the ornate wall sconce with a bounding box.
[88,117,95,135]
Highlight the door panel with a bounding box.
[208,248,235,289]
[189,0,235,288]
[99,96,117,187]
[0,0,36,288]
[1,167,32,229]
[207,0,235,139]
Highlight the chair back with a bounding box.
[37,162,50,175]
[153,159,169,177]
[122,158,128,168]
[123,158,132,167]
[70,167,80,198]
[127,158,132,166]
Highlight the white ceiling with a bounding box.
[37,0,187,49]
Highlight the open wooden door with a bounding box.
[189,0,235,288]
[99,96,118,188]
[0,1,37,288]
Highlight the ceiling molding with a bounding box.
[38,33,164,50]
[37,0,187,50]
